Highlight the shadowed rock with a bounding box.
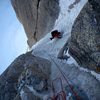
[0,51,51,100]
[69,1,100,73]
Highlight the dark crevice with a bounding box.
[88,0,100,25]
[34,0,41,41]
[37,0,41,8]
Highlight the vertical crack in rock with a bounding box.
[34,0,41,41]
[11,0,60,48]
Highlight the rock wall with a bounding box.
[69,1,100,72]
[11,0,60,47]
[0,52,51,100]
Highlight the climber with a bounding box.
[50,30,62,40]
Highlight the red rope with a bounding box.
[49,56,80,100]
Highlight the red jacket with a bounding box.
[50,30,61,40]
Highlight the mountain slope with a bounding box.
[0,0,100,100]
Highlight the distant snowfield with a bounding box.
[32,0,100,81]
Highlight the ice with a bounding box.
[32,0,88,58]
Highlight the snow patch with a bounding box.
[78,66,100,82]
[27,86,45,99]
[91,71,100,81]
[20,89,24,97]
[27,86,37,94]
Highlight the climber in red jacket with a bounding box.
[50,30,62,40]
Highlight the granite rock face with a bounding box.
[11,0,60,47]
[69,1,100,72]
[0,52,51,100]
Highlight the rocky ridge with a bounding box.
[0,52,51,100]
[0,0,100,100]
[68,1,100,72]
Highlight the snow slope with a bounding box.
[32,0,100,82]
[31,0,100,99]
[32,0,87,63]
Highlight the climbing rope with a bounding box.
[49,55,80,100]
